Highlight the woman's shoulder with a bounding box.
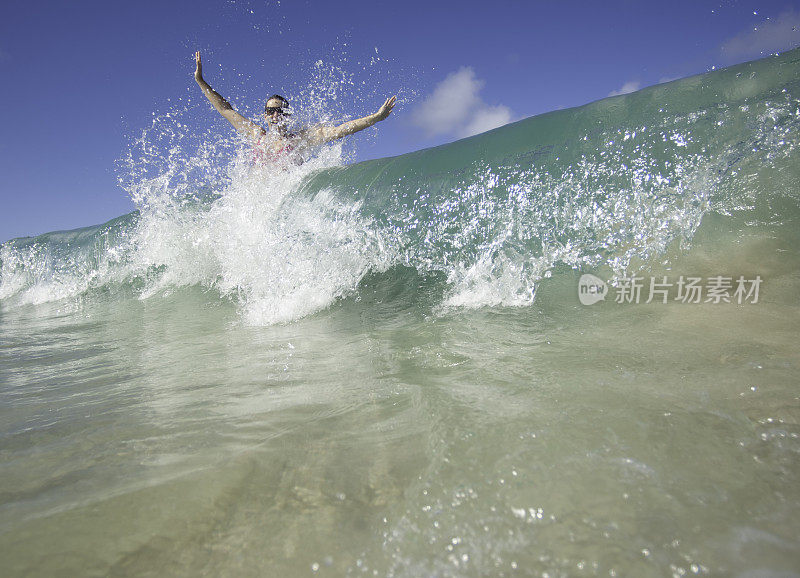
[295,125,329,147]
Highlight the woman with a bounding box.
[194,51,396,162]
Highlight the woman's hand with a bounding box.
[194,51,203,82]
[375,96,397,121]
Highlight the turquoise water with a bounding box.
[1,50,800,576]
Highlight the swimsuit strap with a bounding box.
[252,133,298,164]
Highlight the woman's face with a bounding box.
[265,99,289,126]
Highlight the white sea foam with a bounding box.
[124,138,399,324]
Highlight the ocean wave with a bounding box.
[2,49,799,323]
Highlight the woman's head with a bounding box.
[264,94,291,126]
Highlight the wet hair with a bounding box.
[265,94,291,113]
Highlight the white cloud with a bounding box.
[720,9,800,59]
[608,81,641,97]
[459,104,513,138]
[412,67,512,139]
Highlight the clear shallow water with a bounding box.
[2,50,800,576]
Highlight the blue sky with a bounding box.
[1,0,799,241]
